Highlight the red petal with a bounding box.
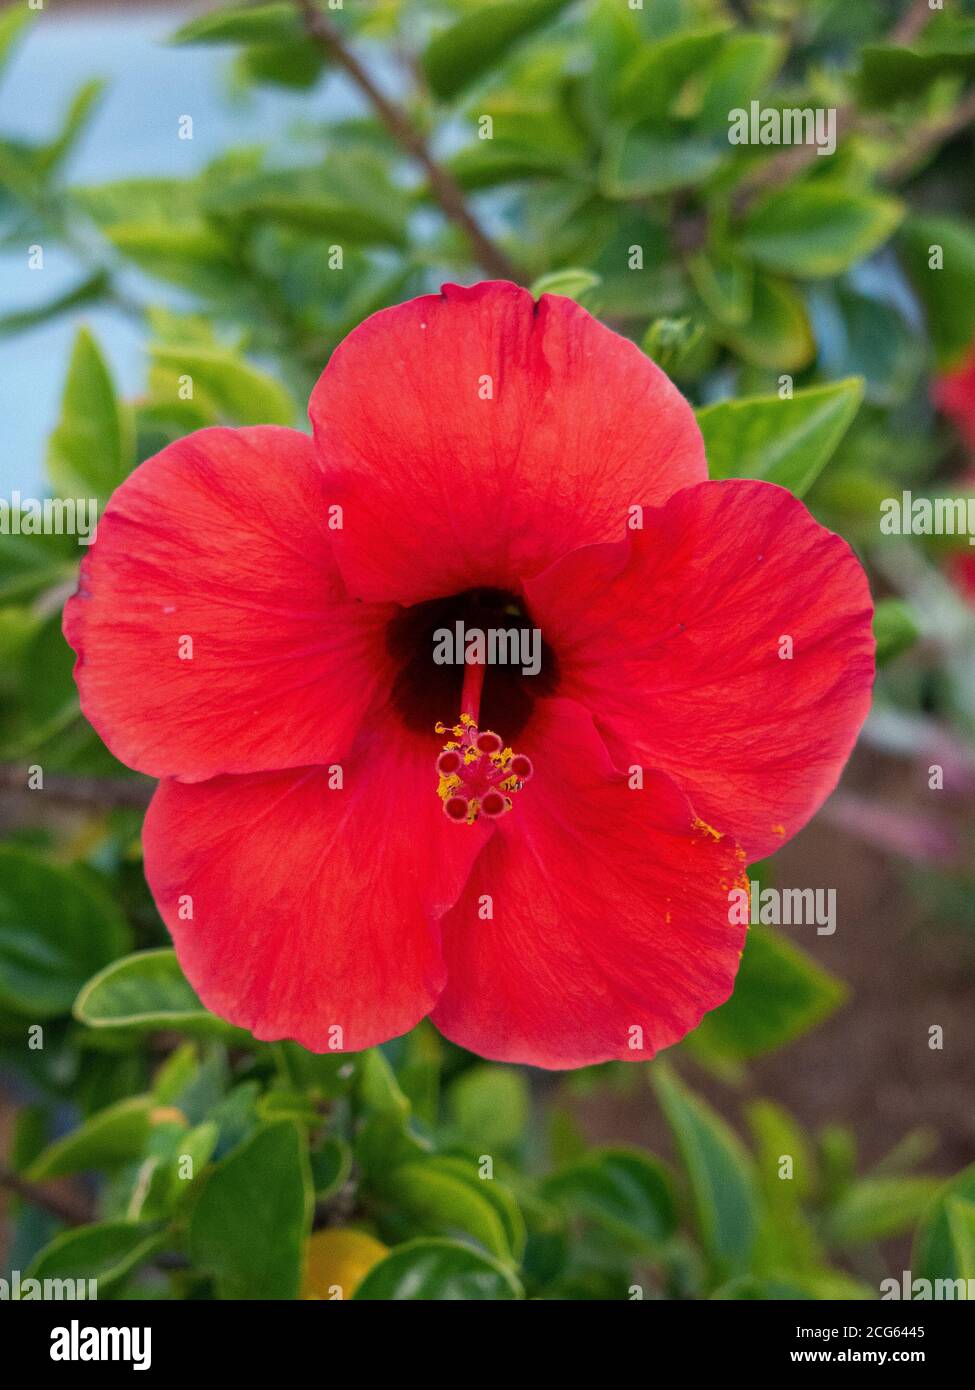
[526,480,875,860]
[309,281,705,604]
[430,699,747,1069]
[64,426,396,781]
[143,724,491,1051]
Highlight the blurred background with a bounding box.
[0,0,974,1301]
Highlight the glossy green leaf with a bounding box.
[601,123,723,197]
[384,1155,525,1260]
[353,1237,523,1300]
[189,1122,312,1299]
[859,26,975,108]
[149,345,295,427]
[688,248,753,326]
[0,847,130,1018]
[357,1047,410,1119]
[170,3,301,46]
[74,948,240,1037]
[26,1097,154,1180]
[0,6,31,80]
[913,1164,975,1286]
[740,186,903,279]
[0,609,82,755]
[686,927,846,1064]
[543,1146,676,1249]
[720,274,814,371]
[900,215,975,369]
[613,25,731,122]
[944,1199,975,1283]
[698,378,864,496]
[46,328,132,500]
[651,1063,760,1278]
[25,1222,163,1295]
[693,34,785,131]
[826,1176,943,1245]
[530,268,601,303]
[423,0,572,101]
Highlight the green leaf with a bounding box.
[713,1270,874,1300]
[38,79,105,176]
[826,1177,943,1245]
[0,847,131,1018]
[650,1062,760,1278]
[26,1097,154,1180]
[686,927,846,1064]
[900,215,975,369]
[236,39,325,90]
[687,248,753,327]
[74,948,240,1037]
[384,1155,525,1261]
[642,316,707,377]
[310,1136,352,1201]
[0,609,82,755]
[613,25,731,123]
[944,1199,975,1283]
[205,161,407,247]
[698,378,864,497]
[353,1237,523,1300]
[423,0,573,101]
[913,1164,975,1286]
[358,1047,411,1119]
[0,6,32,81]
[600,123,723,198]
[530,268,601,303]
[149,345,295,427]
[25,1222,163,1295]
[740,186,903,279]
[543,1147,676,1250]
[720,274,814,371]
[693,34,785,131]
[858,23,975,108]
[449,1064,529,1151]
[47,328,132,500]
[169,3,301,46]
[873,598,920,666]
[747,1100,821,1276]
[189,1122,312,1299]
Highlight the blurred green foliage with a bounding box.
[1,0,974,1300]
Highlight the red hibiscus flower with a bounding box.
[934,340,975,454]
[933,342,975,606]
[64,282,875,1068]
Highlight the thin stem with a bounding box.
[883,89,975,184]
[0,1162,90,1227]
[295,0,520,282]
[0,765,154,810]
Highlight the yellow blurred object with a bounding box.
[301,1228,389,1300]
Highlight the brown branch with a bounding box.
[296,0,520,282]
[0,1161,91,1227]
[731,1,940,214]
[882,87,975,183]
[0,764,154,810]
[891,0,935,47]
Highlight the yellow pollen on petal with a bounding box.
[692,816,723,841]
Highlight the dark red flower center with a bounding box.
[385,587,558,735]
[385,588,552,825]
